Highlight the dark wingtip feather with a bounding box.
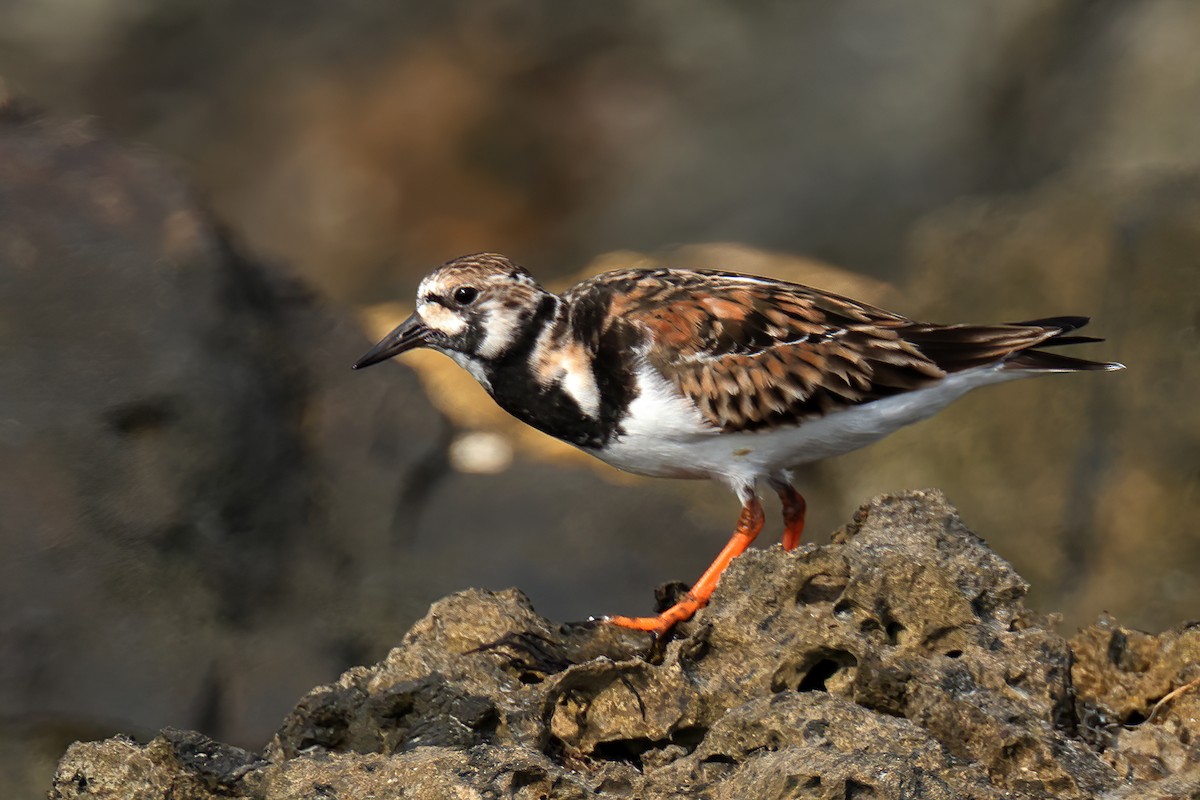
[1038,335,1105,347]
[1004,349,1124,373]
[1008,315,1115,353]
[1008,315,1091,333]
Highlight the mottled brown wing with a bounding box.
[566,269,1069,432]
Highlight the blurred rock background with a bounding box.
[1,0,1198,796]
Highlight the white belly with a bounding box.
[587,362,1026,491]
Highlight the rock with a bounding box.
[54,730,265,800]
[1071,616,1200,785]
[49,491,1200,799]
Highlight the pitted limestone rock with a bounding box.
[52,491,1200,799]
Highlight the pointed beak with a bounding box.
[352,313,431,369]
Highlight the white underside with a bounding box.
[588,362,1030,493]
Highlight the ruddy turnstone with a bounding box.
[354,253,1122,636]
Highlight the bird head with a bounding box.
[353,253,551,373]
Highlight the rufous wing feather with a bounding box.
[565,269,1117,433]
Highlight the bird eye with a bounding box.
[453,286,479,305]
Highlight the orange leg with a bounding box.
[607,496,765,636]
[774,482,807,551]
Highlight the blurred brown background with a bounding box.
[2,1,1199,796]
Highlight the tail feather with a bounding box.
[1002,316,1123,372]
[1004,348,1124,372]
[1036,335,1105,347]
[1007,315,1091,333]
[902,315,1123,374]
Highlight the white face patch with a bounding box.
[561,364,601,418]
[531,331,601,418]
[418,302,467,336]
[476,304,521,360]
[417,267,541,361]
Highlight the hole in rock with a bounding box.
[922,626,970,657]
[832,599,856,619]
[797,573,847,604]
[511,767,548,790]
[845,778,879,798]
[592,737,659,768]
[772,648,859,693]
[295,705,353,751]
[378,697,416,727]
[781,775,822,790]
[799,659,843,692]
[670,726,708,752]
[700,753,738,766]
[1123,710,1148,727]
[885,620,906,645]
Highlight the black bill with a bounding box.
[352,313,431,369]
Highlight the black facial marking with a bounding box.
[478,293,637,449]
[453,315,485,354]
[590,318,642,443]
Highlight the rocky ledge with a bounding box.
[50,491,1200,799]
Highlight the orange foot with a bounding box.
[606,496,765,637]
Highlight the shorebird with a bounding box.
[354,253,1122,635]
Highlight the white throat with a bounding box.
[440,348,492,391]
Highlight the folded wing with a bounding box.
[568,269,1114,433]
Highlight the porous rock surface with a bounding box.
[50,491,1200,799]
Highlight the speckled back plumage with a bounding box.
[562,268,1100,433]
